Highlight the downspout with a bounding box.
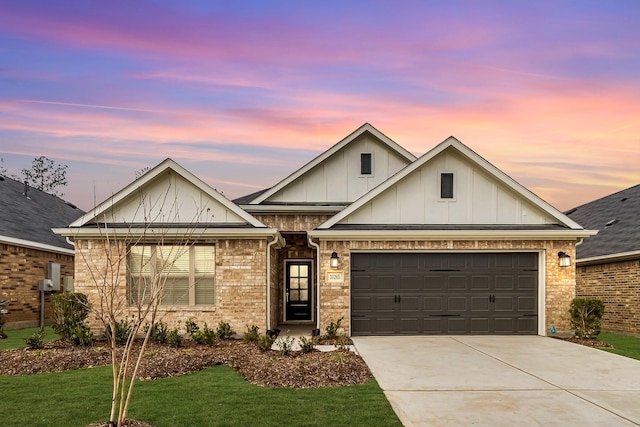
[266,234,281,330]
[307,235,321,331]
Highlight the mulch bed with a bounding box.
[0,338,372,388]
[554,336,614,348]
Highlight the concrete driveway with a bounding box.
[352,336,640,426]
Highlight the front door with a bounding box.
[285,260,312,321]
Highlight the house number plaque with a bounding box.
[326,272,343,283]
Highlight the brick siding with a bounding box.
[318,239,576,336]
[0,243,74,329]
[576,259,640,335]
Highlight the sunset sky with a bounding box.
[1,1,638,212]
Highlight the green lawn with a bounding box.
[598,332,640,361]
[0,326,59,351]
[0,329,401,427]
[0,366,400,427]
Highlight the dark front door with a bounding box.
[286,260,312,321]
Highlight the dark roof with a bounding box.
[0,176,84,250]
[566,184,640,259]
[232,188,270,205]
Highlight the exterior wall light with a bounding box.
[558,251,571,267]
[330,251,339,269]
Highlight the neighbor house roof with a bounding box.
[566,184,640,264]
[0,175,83,254]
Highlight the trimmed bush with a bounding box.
[105,317,133,345]
[52,293,90,343]
[570,298,605,339]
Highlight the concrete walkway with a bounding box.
[352,336,640,427]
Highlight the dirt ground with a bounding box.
[0,338,372,388]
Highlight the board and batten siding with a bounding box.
[265,133,411,204]
[341,149,557,225]
[105,170,245,224]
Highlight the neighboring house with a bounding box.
[54,123,595,336]
[566,184,640,335]
[0,176,83,329]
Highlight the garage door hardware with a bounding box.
[429,268,461,272]
[394,295,402,303]
[429,314,461,317]
[489,294,496,303]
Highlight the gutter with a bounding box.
[0,235,74,256]
[309,229,599,240]
[307,235,321,332]
[577,250,640,266]
[266,233,285,330]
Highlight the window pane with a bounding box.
[194,246,215,274]
[129,246,152,275]
[361,153,372,175]
[290,264,299,277]
[441,173,454,198]
[195,277,214,305]
[157,245,189,276]
[299,278,308,290]
[299,265,308,277]
[299,289,308,301]
[162,277,189,305]
[129,277,151,305]
[290,290,299,301]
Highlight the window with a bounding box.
[441,173,454,199]
[128,245,215,306]
[361,153,372,175]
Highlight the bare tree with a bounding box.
[22,156,68,196]
[72,186,207,426]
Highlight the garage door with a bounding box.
[351,253,538,335]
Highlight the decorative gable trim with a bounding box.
[318,136,588,231]
[247,123,416,205]
[68,158,267,229]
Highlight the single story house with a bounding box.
[566,184,640,335]
[54,123,595,336]
[0,175,83,329]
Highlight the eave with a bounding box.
[52,227,283,241]
[0,235,75,255]
[240,204,346,214]
[308,229,598,241]
[577,250,640,266]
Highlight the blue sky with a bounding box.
[1,0,639,210]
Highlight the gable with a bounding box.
[338,147,557,225]
[247,123,416,206]
[68,159,265,229]
[318,137,591,236]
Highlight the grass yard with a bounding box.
[0,326,59,351]
[598,332,640,361]
[0,329,401,427]
[0,365,400,427]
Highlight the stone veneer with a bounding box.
[73,238,269,334]
[576,259,640,335]
[316,239,576,336]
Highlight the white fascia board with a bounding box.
[240,204,346,214]
[71,158,266,228]
[0,235,75,255]
[308,229,598,241]
[249,123,417,205]
[577,250,640,266]
[53,227,282,240]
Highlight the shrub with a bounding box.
[106,317,133,345]
[243,325,260,343]
[145,321,168,343]
[70,324,93,346]
[570,298,605,339]
[167,327,183,348]
[191,323,216,345]
[325,317,343,339]
[216,321,234,339]
[52,293,90,342]
[185,319,199,336]
[299,336,315,353]
[276,335,295,356]
[258,334,275,352]
[25,329,46,349]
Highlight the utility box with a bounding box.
[39,279,56,292]
[48,262,61,290]
[63,276,75,293]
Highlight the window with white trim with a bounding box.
[361,153,373,175]
[440,172,454,199]
[128,245,215,306]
